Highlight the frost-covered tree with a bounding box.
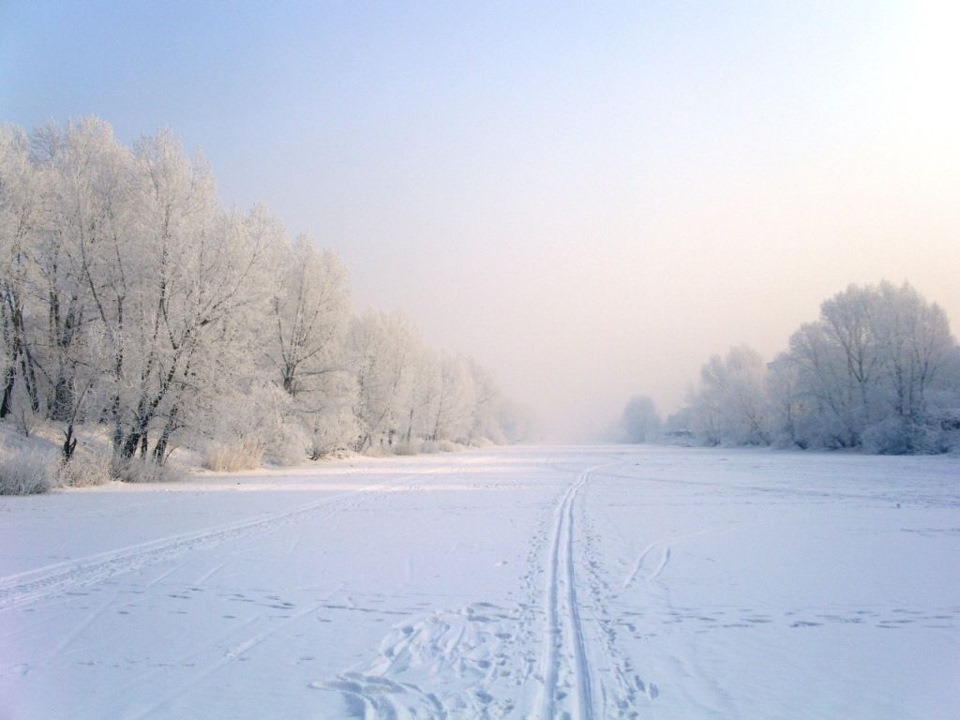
[270,235,350,397]
[871,282,953,421]
[687,345,769,446]
[781,282,957,452]
[0,124,44,421]
[617,395,661,443]
[425,353,477,443]
[465,358,505,443]
[0,117,520,477]
[19,125,275,465]
[123,135,277,462]
[267,233,356,456]
[32,119,138,458]
[0,119,137,457]
[671,282,958,454]
[783,321,861,447]
[347,310,419,452]
[765,352,805,448]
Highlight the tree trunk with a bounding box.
[152,405,179,464]
[0,364,14,419]
[62,423,78,463]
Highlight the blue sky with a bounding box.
[3,1,958,438]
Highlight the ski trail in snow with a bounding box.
[126,599,329,720]
[192,561,227,586]
[0,473,428,611]
[623,543,672,588]
[0,501,338,610]
[649,546,671,582]
[623,542,657,589]
[537,464,609,719]
[312,463,610,719]
[622,524,741,591]
[48,589,119,659]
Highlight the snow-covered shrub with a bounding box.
[941,410,960,456]
[861,413,958,455]
[361,442,391,458]
[0,450,56,495]
[202,436,264,472]
[263,421,311,465]
[8,380,40,439]
[421,440,461,454]
[306,406,359,460]
[919,412,960,455]
[58,450,112,487]
[861,417,910,455]
[392,441,419,456]
[113,457,183,483]
[204,382,311,466]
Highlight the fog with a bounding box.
[3,2,958,440]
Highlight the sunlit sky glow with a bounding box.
[3,1,958,439]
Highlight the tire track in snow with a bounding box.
[537,464,607,719]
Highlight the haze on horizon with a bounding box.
[3,1,958,440]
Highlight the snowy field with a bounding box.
[1,445,958,719]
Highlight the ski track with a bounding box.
[537,466,594,718]
[126,597,334,720]
[318,459,658,719]
[5,448,958,719]
[535,461,647,720]
[622,524,742,591]
[0,474,428,611]
[7,457,668,719]
[622,542,672,590]
[536,460,660,719]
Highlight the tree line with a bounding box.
[0,118,531,477]
[619,282,960,454]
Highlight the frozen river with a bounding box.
[2,445,958,718]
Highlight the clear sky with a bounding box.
[3,1,958,439]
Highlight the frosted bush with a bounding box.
[862,414,956,455]
[113,457,184,483]
[203,436,264,472]
[362,443,391,458]
[263,422,310,466]
[58,450,112,487]
[421,440,462,454]
[391,441,419,456]
[306,408,359,461]
[0,450,56,495]
[862,417,910,455]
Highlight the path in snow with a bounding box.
[537,465,595,717]
[535,461,657,718]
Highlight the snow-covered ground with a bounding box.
[1,445,957,719]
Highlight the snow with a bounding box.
[1,445,958,719]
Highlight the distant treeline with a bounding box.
[619,283,960,454]
[0,118,532,475]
